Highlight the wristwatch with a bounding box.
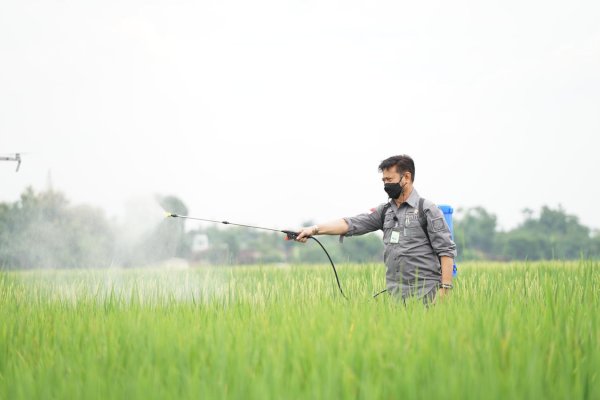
[440,283,453,290]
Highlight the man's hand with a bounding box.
[295,225,319,243]
[437,287,451,302]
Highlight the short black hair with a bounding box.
[378,155,415,182]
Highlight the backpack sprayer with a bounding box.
[165,212,348,299]
[439,204,458,277]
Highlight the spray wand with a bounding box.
[165,213,347,299]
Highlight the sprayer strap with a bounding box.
[418,198,430,244]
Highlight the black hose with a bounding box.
[309,236,347,299]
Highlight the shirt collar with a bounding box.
[389,188,420,210]
[405,188,420,208]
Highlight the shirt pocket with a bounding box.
[405,216,426,239]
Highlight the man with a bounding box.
[296,155,457,303]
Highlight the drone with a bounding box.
[0,153,22,172]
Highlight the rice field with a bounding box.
[1,261,598,399]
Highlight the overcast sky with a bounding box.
[1,0,599,232]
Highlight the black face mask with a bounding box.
[384,178,404,199]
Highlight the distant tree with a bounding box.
[339,234,383,263]
[496,230,547,260]
[454,207,498,260]
[489,205,593,260]
[0,187,115,268]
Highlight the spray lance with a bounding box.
[165,213,347,299]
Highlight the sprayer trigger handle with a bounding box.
[282,230,299,241]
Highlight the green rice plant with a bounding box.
[0,261,598,399]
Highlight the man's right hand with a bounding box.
[295,225,319,243]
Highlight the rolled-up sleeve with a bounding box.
[343,204,386,236]
[424,203,457,258]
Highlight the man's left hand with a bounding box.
[437,287,451,302]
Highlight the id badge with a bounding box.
[390,230,401,244]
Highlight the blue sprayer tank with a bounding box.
[438,204,458,276]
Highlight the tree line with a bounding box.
[1,187,599,269]
[454,206,600,260]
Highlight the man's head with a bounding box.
[379,155,415,200]
[378,155,415,182]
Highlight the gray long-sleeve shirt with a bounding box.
[343,189,457,299]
